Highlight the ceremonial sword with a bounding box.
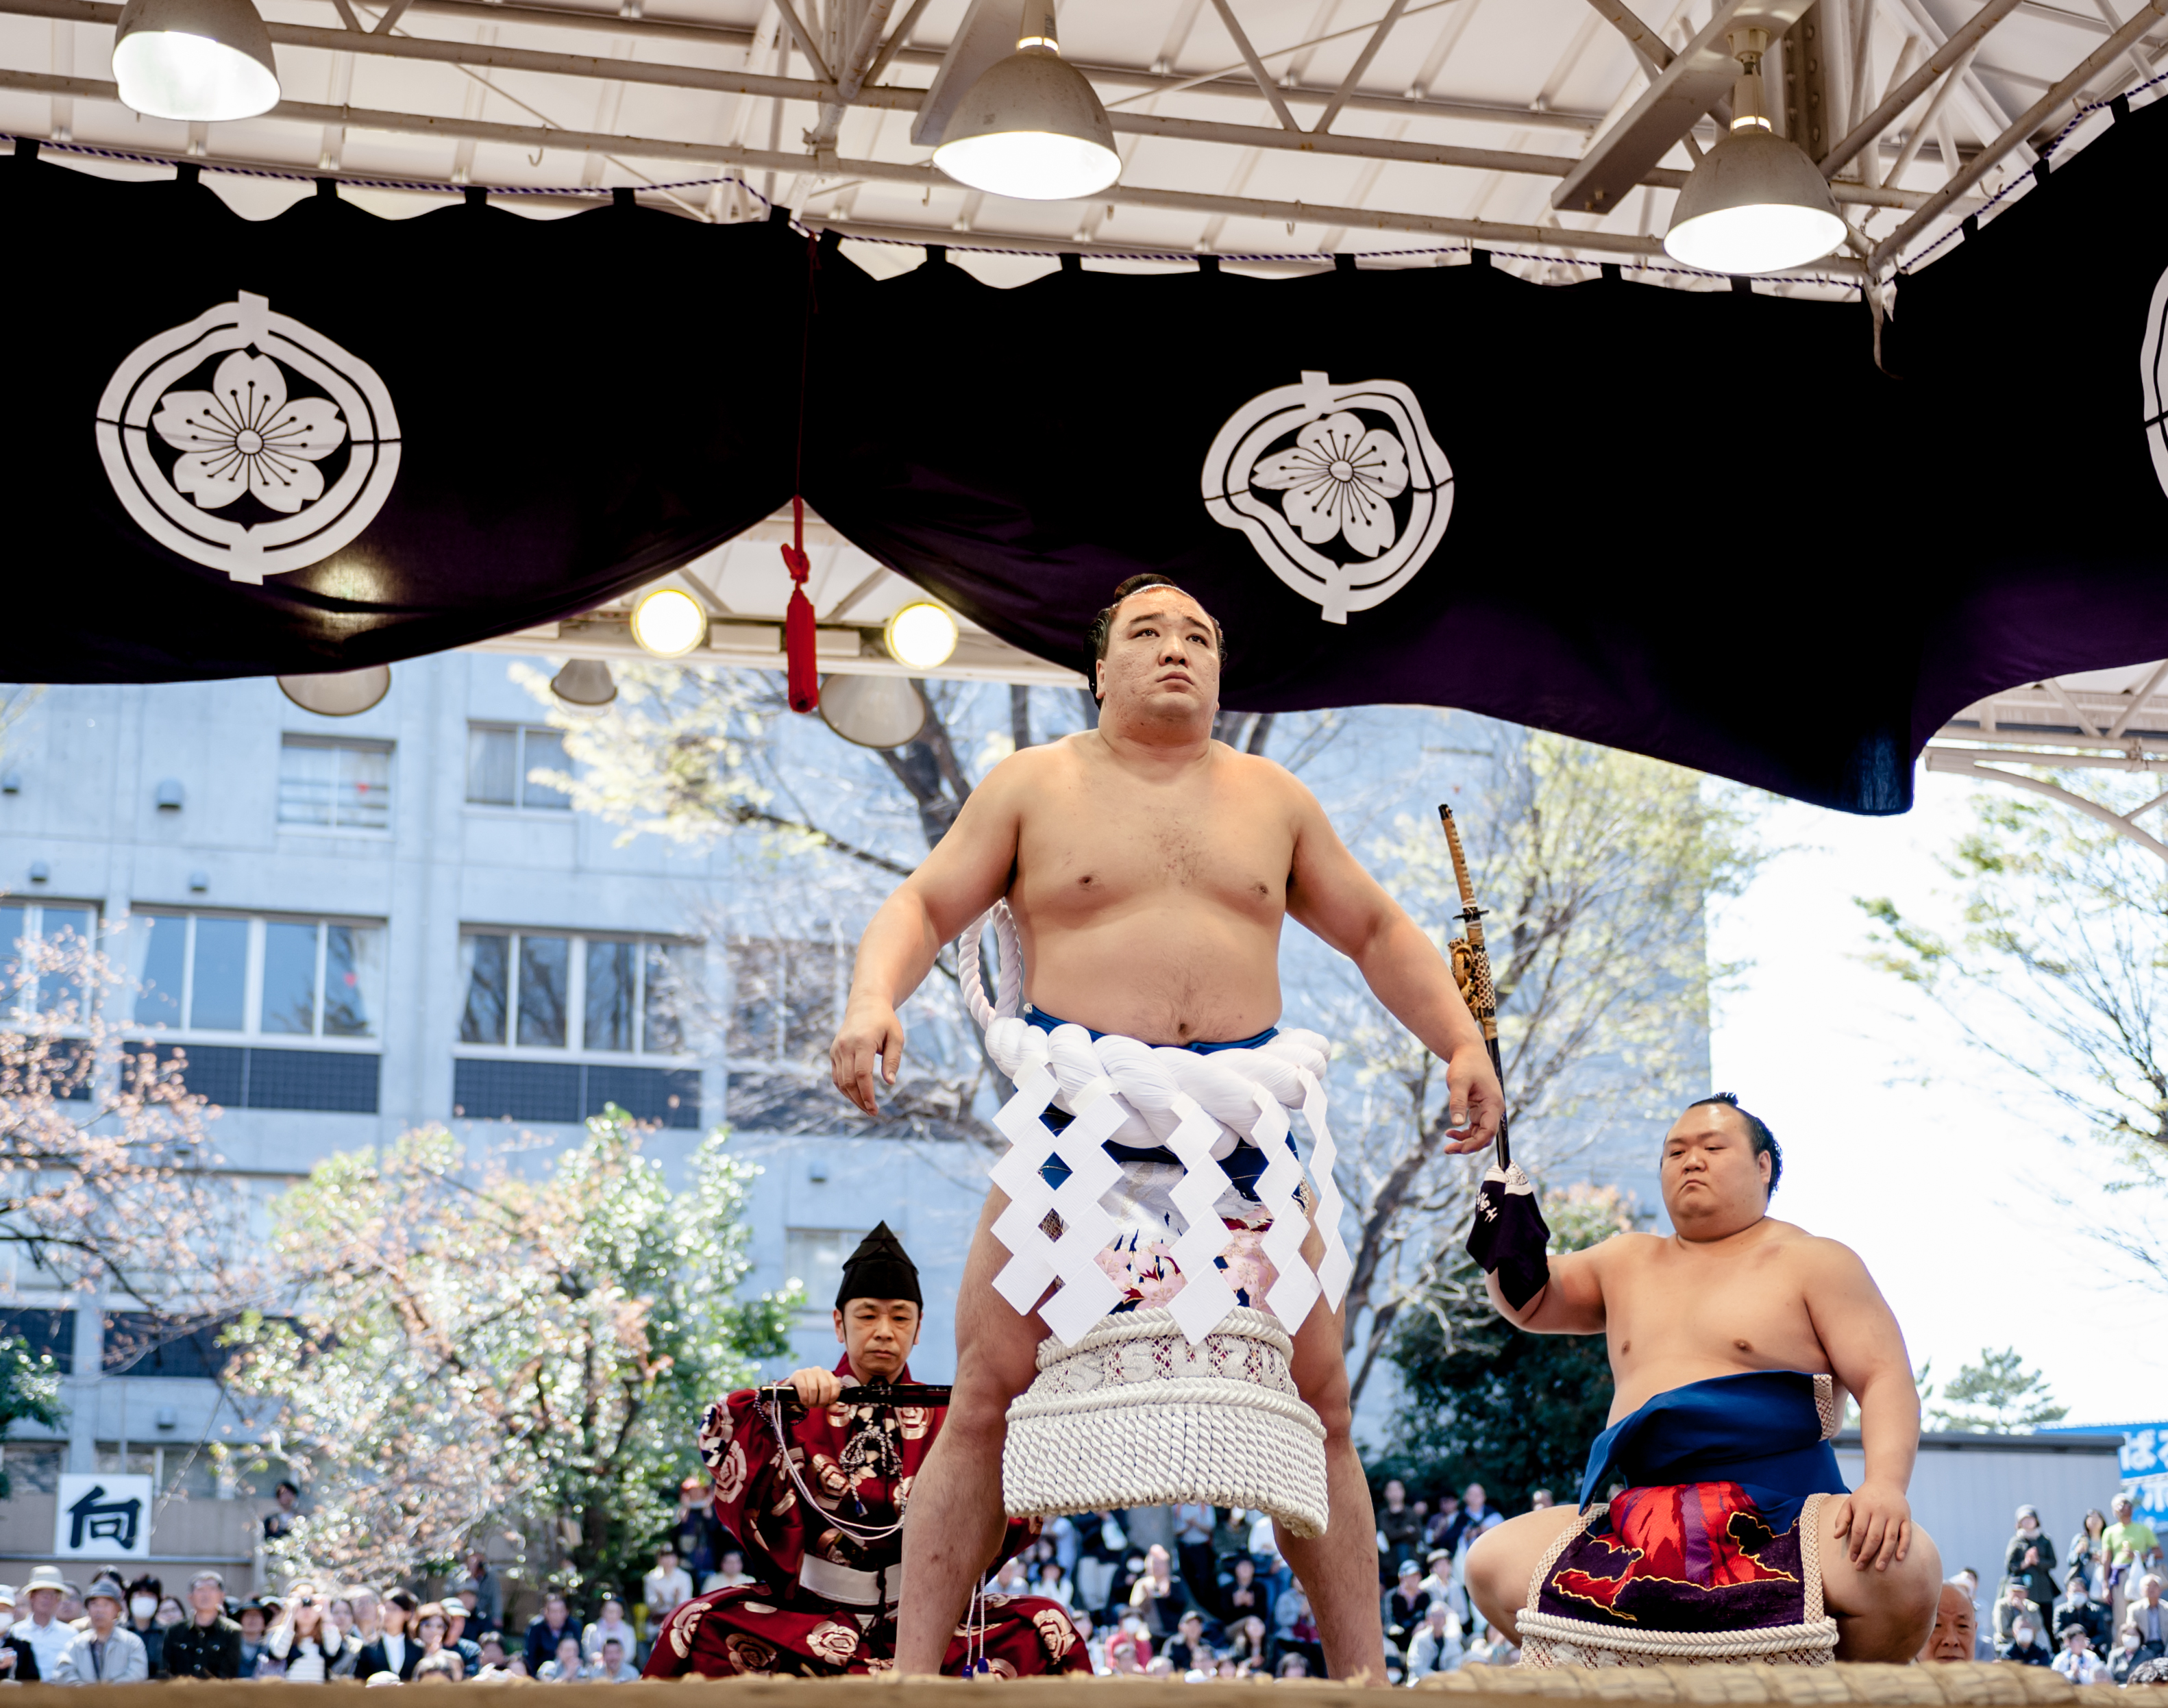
[755,1381,952,1413]
[1438,803,1511,1169]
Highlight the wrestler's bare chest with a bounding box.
[1597,1230,1835,1420]
[1004,743,1295,1043]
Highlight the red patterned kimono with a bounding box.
[642,1358,1085,1679]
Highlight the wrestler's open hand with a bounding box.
[787,1366,843,1410]
[1832,1481,1912,1571]
[1439,1041,1506,1154]
[831,997,904,1116]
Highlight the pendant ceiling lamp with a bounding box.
[112,0,280,121]
[277,664,390,717]
[931,4,1120,201]
[819,674,929,750]
[1663,29,1845,277]
[549,658,617,715]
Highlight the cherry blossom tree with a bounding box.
[0,924,260,1345]
[1326,729,1760,1402]
[223,1111,792,1592]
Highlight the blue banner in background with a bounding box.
[2043,1423,2168,1533]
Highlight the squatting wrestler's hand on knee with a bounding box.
[832,998,904,1115]
[1834,1481,1914,1570]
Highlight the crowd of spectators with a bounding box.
[1925,1489,2168,1686]
[0,1544,703,1687]
[990,1483,1539,1681]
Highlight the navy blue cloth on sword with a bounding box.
[1577,1370,1849,1533]
[1022,1006,1289,1198]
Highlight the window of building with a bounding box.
[784,1228,865,1325]
[465,726,571,810]
[0,902,99,1020]
[457,930,690,1055]
[727,937,846,1065]
[453,930,699,1128]
[126,912,384,1040]
[278,736,391,832]
[94,1441,219,1498]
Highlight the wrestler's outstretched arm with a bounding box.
[1483,1242,1609,1332]
[829,754,1033,1115]
[1281,776,1503,1150]
[1802,1239,1921,1572]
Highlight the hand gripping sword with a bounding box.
[1438,802,1510,1169]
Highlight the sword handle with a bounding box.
[1438,804,1511,1171]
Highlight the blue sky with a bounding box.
[1708,768,2168,1428]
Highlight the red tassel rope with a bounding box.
[782,495,818,713]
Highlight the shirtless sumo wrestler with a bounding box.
[1463,1097,1941,1661]
[828,575,1505,1679]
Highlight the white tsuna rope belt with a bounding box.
[959,902,1351,1346]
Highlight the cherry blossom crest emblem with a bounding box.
[95,291,401,584]
[1200,370,1453,623]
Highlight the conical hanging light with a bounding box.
[1663,29,1845,276]
[112,0,280,121]
[550,659,617,715]
[932,3,1120,201]
[819,674,929,749]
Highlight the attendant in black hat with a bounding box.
[642,1224,1084,1679]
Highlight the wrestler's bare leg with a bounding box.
[894,1189,1044,1676]
[1465,1507,1585,1642]
[1819,1499,1941,1662]
[1276,1222,1385,1683]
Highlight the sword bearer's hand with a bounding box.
[832,998,904,1116]
[1832,1481,1913,1571]
[788,1367,844,1411]
[1440,1041,1505,1154]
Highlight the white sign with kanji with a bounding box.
[53,1473,153,1560]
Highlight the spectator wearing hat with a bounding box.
[1384,1559,1428,1650]
[52,1576,148,1683]
[2006,1504,2059,1623]
[0,1588,39,1682]
[358,1589,419,1682]
[160,1571,241,1681]
[2054,1622,2111,1684]
[13,1566,74,1680]
[235,1601,272,1677]
[1416,1548,1453,1608]
[438,1598,482,1677]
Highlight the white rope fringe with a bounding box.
[1516,1494,1839,1670]
[960,902,1351,1345]
[1001,1307,1330,1538]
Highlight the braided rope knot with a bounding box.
[961,903,1351,1344]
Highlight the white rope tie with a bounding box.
[959,902,1350,1344]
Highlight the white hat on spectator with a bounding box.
[0,1587,18,1610]
[21,1567,64,1594]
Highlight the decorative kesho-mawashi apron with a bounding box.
[961,903,1348,1537]
[1518,1371,1851,1669]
